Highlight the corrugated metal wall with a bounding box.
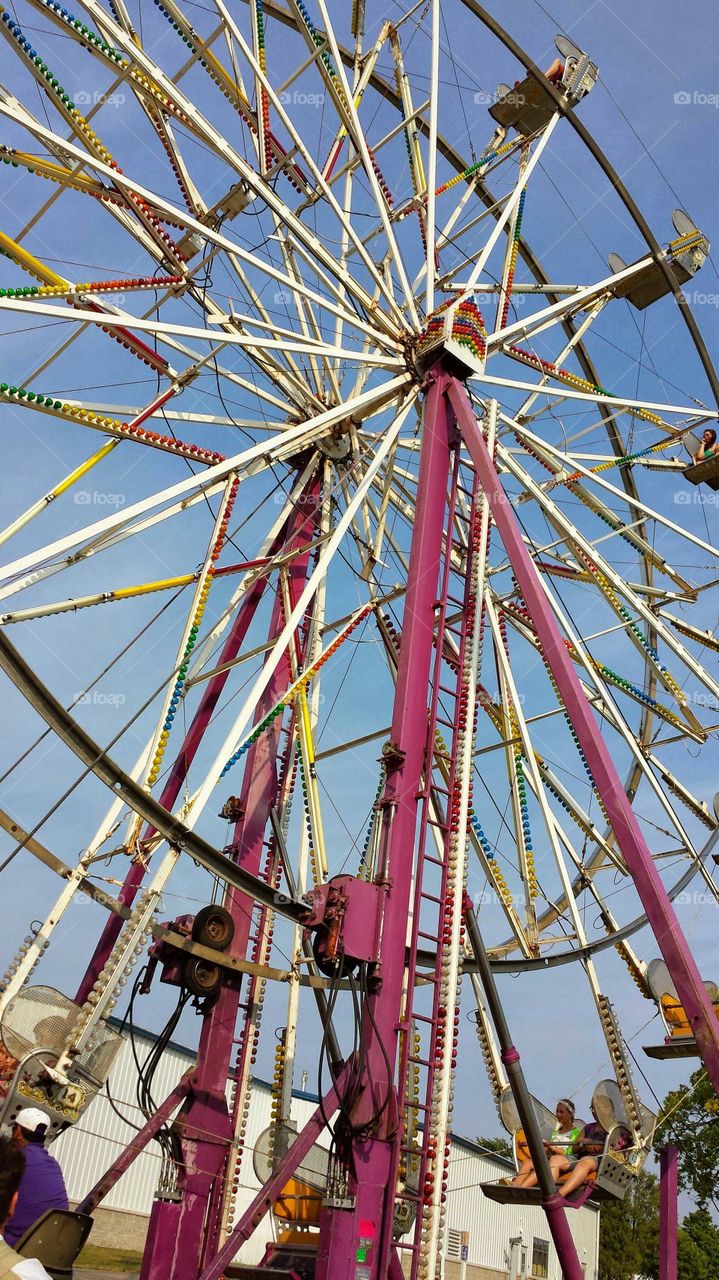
[53,1031,598,1278]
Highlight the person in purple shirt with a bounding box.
[4,1110,68,1248]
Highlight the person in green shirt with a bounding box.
[694,428,718,461]
[511,1099,582,1188]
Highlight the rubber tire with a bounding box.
[191,905,235,952]
[183,956,222,998]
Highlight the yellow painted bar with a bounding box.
[0,230,68,288]
[7,152,109,198]
[297,683,328,876]
[113,574,196,599]
[53,440,119,498]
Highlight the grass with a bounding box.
[76,1243,143,1272]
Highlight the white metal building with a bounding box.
[53,1024,599,1279]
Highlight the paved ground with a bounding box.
[76,1271,140,1279]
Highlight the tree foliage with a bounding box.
[677,1229,709,1280]
[598,1171,659,1280]
[681,1210,719,1274]
[659,1069,719,1210]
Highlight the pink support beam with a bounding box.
[76,1073,191,1215]
[315,372,453,1280]
[659,1146,678,1280]
[76,506,303,1005]
[463,897,583,1280]
[447,377,719,1094]
[141,478,321,1280]
[197,1065,351,1280]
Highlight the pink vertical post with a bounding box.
[659,1146,678,1280]
[447,379,719,1094]
[315,371,453,1280]
[76,512,300,1004]
[140,480,321,1280]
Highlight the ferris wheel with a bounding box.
[0,2,718,1278]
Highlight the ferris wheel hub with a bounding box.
[414,299,487,381]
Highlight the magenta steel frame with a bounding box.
[76,516,299,1006]
[140,478,322,1280]
[74,369,719,1280]
[659,1146,678,1280]
[447,377,719,1095]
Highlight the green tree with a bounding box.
[677,1229,709,1280]
[598,1171,659,1280]
[682,1209,719,1273]
[475,1134,512,1160]
[659,1069,719,1210]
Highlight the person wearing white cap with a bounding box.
[0,1136,52,1278]
[4,1112,67,1250]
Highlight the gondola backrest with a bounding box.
[647,959,719,1039]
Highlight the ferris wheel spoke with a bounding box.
[525,565,707,861]
[0,294,399,368]
[514,417,719,567]
[311,0,421,329]
[1,96,399,344]
[457,113,560,304]
[484,596,540,941]
[178,395,416,830]
[3,10,719,1277]
[486,255,661,352]
[0,438,120,549]
[476,365,715,423]
[487,565,703,873]
[128,476,240,842]
[501,572,699,738]
[504,299,608,423]
[272,237,343,401]
[279,578,329,882]
[209,0,412,334]
[318,16,388,187]
[0,376,412,596]
[0,574,201,626]
[503,450,695,600]
[498,441,719,709]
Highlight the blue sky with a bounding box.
[0,0,717,1208]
